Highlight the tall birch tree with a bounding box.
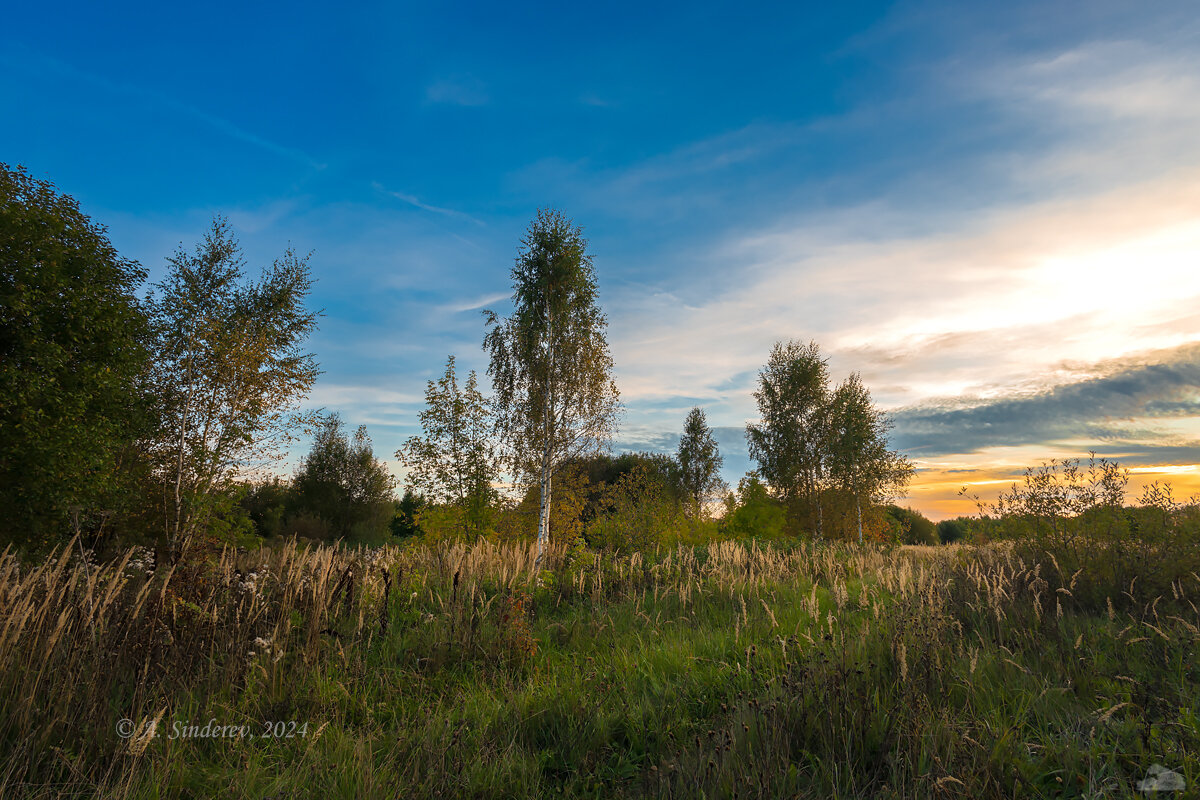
[825,372,913,543]
[746,340,831,536]
[483,209,620,563]
[149,217,320,558]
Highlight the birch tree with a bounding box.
[396,355,499,537]
[483,209,620,563]
[746,340,831,536]
[149,217,320,558]
[825,372,913,543]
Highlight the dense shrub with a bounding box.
[974,455,1200,610]
[587,465,687,551]
[723,476,787,539]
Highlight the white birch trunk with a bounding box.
[536,300,553,567]
[857,494,863,545]
[171,377,195,560]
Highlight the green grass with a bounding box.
[1,538,1197,798]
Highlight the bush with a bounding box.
[390,490,426,539]
[416,504,492,545]
[974,455,1200,610]
[238,478,291,538]
[281,512,333,542]
[724,476,787,540]
[587,465,687,552]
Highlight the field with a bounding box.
[1,537,1197,799]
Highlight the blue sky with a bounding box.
[6,0,1200,516]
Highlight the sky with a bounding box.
[5,0,1200,519]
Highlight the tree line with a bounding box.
[2,165,320,555]
[1,164,918,556]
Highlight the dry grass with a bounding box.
[1,535,1197,798]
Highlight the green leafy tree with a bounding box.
[292,415,396,540]
[390,489,426,539]
[746,340,831,536]
[884,505,937,545]
[677,407,726,519]
[237,477,292,538]
[396,355,500,537]
[747,341,912,540]
[825,373,913,543]
[483,209,621,562]
[0,164,152,547]
[147,217,320,557]
[724,476,787,539]
[936,518,969,544]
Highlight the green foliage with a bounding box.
[396,355,499,538]
[825,373,914,540]
[551,451,684,528]
[676,407,726,519]
[291,415,396,542]
[883,504,937,545]
[494,453,692,550]
[483,209,621,551]
[498,464,592,547]
[974,455,1200,609]
[586,464,687,552]
[205,485,258,546]
[590,452,680,494]
[724,476,787,539]
[147,217,320,556]
[390,490,426,539]
[747,340,911,539]
[746,340,829,523]
[237,478,291,538]
[936,517,969,544]
[0,164,152,547]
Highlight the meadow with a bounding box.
[1,534,1196,799]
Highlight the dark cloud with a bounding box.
[890,343,1200,459]
[613,343,1200,484]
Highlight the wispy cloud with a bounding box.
[181,103,326,171]
[441,291,510,313]
[508,121,803,222]
[306,384,424,412]
[579,93,613,108]
[372,182,486,226]
[5,48,326,171]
